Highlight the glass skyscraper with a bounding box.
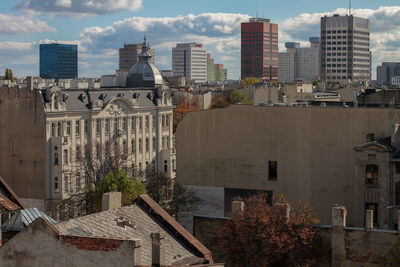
[40,43,78,80]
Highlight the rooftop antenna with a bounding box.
[349,0,352,16]
[256,0,258,18]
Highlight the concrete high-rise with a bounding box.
[279,37,321,83]
[241,18,278,81]
[172,43,207,83]
[377,62,400,86]
[207,54,227,82]
[320,14,370,85]
[40,43,78,80]
[119,43,154,71]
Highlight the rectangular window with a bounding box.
[84,120,88,134]
[162,136,165,149]
[166,115,169,128]
[164,160,168,172]
[64,174,68,193]
[122,117,127,131]
[66,121,71,135]
[153,137,156,151]
[131,139,136,153]
[96,119,101,134]
[167,136,170,149]
[146,137,149,152]
[105,118,110,133]
[51,123,56,137]
[145,116,149,129]
[152,115,156,129]
[139,117,143,129]
[162,115,165,127]
[139,138,142,152]
[76,172,81,191]
[131,117,136,131]
[268,161,277,181]
[75,120,80,136]
[63,149,68,165]
[366,165,378,185]
[365,203,378,225]
[114,118,118,134]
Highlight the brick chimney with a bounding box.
[151,231,165,267]
[102,192,122,211]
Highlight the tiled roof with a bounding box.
[55,200,197,265]
[0,176,26,211]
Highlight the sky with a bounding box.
[1,0,400,80]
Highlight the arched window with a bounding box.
[54,177,59,193]
[54,96,58,109]
[54,153,59,165]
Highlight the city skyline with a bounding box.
[1,1,400,79]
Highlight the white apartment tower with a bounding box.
[172,43,207,83]
[321,14,370,85]
[278,38,321,83]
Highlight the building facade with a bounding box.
[119,43,154,72]
[279,38,321,83]
[40,43,78,80]
[207,54,227,82]
[176,105,400,230]
[377,62,400,86]
[320,15,370,85]
[241,18,278,81]
[172,43,207,83]
[0,40,175,209]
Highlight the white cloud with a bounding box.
[15,0,142,17]
[0,14,56,35]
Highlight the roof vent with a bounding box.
[133,92,140,99]
[147,92,154,100]
[63,93,69,102]
[115,217,136,229]
[99,93,107,100]
[117,93,125,97]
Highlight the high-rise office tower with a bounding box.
[119,43,154,71]
[241,18,278,81]
[377,62,400,86]
[40,43,78,80]
[278,37,321,83]
[320,14,370,85]
[172,43,207,83]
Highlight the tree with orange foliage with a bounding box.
[216,194,321,267]
[173,94,199,132]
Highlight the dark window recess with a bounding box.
[268,161,278,181]
[365,164,378,185]
[396,182,400,206]
[395,162,400,174]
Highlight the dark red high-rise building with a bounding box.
[241,18,279,81]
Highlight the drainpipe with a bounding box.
[389,161,394,230]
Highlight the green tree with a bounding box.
[229,90,251,104]
[97,169,146,207]
[240,77,261,88]
[4,68,14,82]
[209,94,230,109]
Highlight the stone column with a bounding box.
[151,231,165,267]
[332,205,347,266]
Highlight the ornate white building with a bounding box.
[44,38,174,201]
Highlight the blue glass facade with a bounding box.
[40,44,78,80]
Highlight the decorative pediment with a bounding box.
[353,141,392,153]
[102,99,133,116]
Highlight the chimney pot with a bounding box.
[151,231,165,266]
[365,209,373,231]
[332,205,347,227]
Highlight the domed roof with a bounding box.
[126,36,163,88]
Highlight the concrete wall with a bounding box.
[0,87,46,199]
[0,219,139,267]
[176,105,400,226]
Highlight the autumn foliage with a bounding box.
[173,95,199,132]
[216,194,321,267]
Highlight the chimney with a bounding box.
[102,192,122,211]
[27,76,33,90]
[365,210,373,231]
[151,231,165,267]
[332,205,347,227]
[397,211,400,233]
[232,200,245,214]
[331,206,347,266]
